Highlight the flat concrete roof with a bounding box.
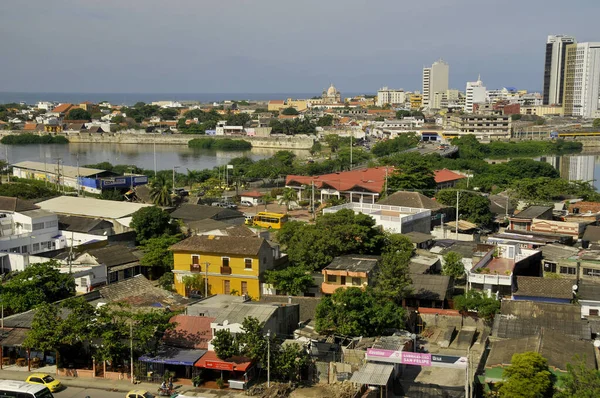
[12,161,108,179]
[37,196,152,219]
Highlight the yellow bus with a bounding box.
[252,212,288,229]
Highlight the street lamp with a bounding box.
[266,330,271,387]
[172,166,180,195]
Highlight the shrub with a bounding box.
[188,138,251,150]
[1,134,69,145]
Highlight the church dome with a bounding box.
[327,84,338,97]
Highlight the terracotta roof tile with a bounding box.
[434,169,467,183]
[286,167,394,194]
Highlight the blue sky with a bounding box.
[1,0,599,94]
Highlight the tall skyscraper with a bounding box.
[422,59,449,108]
[543,35,576,106]
[563,42,600,118]
[464,75,486,113]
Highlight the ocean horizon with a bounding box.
[0,91,372,106]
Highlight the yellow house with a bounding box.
[170,235,277,299]
[410,94,423,110]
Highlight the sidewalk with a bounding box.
[0,368,248,397]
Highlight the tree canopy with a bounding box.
[66,108,91,121]
[498,352,554,398]
[555,357,600,398]
[264,266,314,296]
[442,251,464,279]
[453,290,500,320]
[130,206,178,242]
[315,287,405,336]
[281,107,299,115]
[0,261,75,314]
[435,189,493,226]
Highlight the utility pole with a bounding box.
[267,330,271,388]
[4,147,9,183]
[153,140,157,177]
[76,154,81,196]
[311,180,315,221]
[130,321,134,384]
[440,213,444,238]
[204,262,210,297]
[455,189,460,241]
[384,167,388,197]
[350,135,353,170]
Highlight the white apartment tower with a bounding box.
[376,87,406,107]
[543,35,576,106]
[422,59,449,108]
[563,42,600,118]
[464,75,487,113]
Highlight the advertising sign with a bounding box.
[401,352,432,366]
[204,360,234,371]
[366,349,466,368]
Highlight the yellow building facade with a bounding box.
[410,94,423,110]
[170,235,276,300]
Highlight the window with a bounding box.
[45,220,58,228]
[590,309,599,316]
[544,262,557,273]
[222,257,230,268]
[80,278,88,288]
[32,243,40,252]
[244,258,252,269]
[352,277,362,286]
[241,281,248,295]
[32,222,44,231]
[9,247,19,253]
[21,246,28,254]
[191,255,199,265]
[560,266,576,275]
[584,268,600,277]
[327,274,337,283]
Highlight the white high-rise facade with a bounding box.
[422,59,449,108]
[563,42,600,118]
[376,87,406,106]
[543,35,576,106]
[464,76,486,113]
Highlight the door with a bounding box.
[340,276,346,285]
[241,281,248,295]
[224,280,231,295]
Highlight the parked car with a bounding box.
[126,390,155,398]
[25,374,62,392]
[241,200,253,207]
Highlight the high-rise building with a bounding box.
[422,59,449,108]
[543,35,576,106]
[563,42,600,118]
[376,87,406,106]
[464,75,486,113]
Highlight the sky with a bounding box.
[1,0,599,94]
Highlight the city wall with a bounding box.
[0,131,315,150]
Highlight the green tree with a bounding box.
[371,133,420,157]
[453,290,500,320]
[158,272,174,291]
[22,302,62,351]
[66,108,92,121]
[0,261,75,314]
[593,118,600,129]
[274,342,310,382]
[374,250,413,305]
[387,162,436,193]
[498,352,554,398]
[264,266,314,296]
[130,206,177,242]
[442,251,464,279]
[315,287,405,336]
[139,234,183,277]
[278,187,297,213]
[435,189,493,226]
[212,329,240,360]
[281,107,299,115]
[555,357,600,398]
[238,317,269,364]
[149,174,173,206]
[111,115,125,124]
[317,115,334,127]
[309,141,323,155]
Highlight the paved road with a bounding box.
[54,387,125,398]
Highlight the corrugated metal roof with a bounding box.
[37,196,152,219]
[350,362,394,386]
[12,161,108,179]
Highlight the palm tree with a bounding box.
[150,174,172,206]
[278,188,298,213]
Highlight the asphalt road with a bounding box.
[54,387,125,398]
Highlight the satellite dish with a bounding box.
[593,340,600,348]
[573,285,579,291]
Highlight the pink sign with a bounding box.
[401,352,431,366]
[366,348,401,359]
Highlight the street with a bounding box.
[54,387,125,398]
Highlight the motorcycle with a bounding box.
[157,387,175,396]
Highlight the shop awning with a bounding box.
[139,347,206,366]
[350,363,394,386]
[194,351,252,372]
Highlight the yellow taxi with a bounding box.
[25,373,62,392]
[126,390,155,398]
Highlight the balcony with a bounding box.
[190,264,201,273]
[220,266,232,275]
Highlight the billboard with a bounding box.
[366,348,466,368]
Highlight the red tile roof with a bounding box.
[163,315,215,350]
[286,167,393,194]
[240,191,264,198]
[52,103,74,114]
[23,123,37,131]
[434,169,467,184]
[269,100,285,104]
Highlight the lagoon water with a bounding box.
[0,142,309,172]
